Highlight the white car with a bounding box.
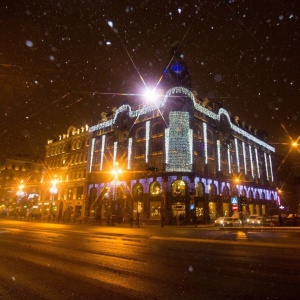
[221,217,241,227]
[253,216,266,226]
[215,217,225,226]
[246,215,259,225]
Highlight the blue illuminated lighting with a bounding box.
[171,61,184,76]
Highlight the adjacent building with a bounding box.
[40,125,89,222]
[0,155,43,217]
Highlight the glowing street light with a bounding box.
[142,86,162,103]
[49,178,58,222]
[49,179,58,195]
[110,162,122,225]
[16,181,25,197]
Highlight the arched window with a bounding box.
[150,181,161,196]
[106,137,114,148]
[249,190,254,200]
[193,123,202,138]
[232,185,238,197]
[95,140,101,151]
[255,191,259,200]
[209,184,216,200]
[133,183,144,201]
[172,180,186,197]
[195,181,204,197]
[223,186,229,197]
[152,123,164,136]
[136,127,145,139]
[241,189,246,197]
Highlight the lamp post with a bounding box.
[16,181,25,218]
[17,181,25,197]
[49,179,58,222]
[111,162,122,225]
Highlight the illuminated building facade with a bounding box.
[0,155,43,217]
[42,125,89,221]
[86,51,278,224]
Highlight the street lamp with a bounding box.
[49,179,58,222]
[16,181,25,198]
[110,162,122,225]
[16,181,25,218]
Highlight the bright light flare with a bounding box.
[292,141,298,147]
[111,169,122,175]
[142,88,159,103]
[50,179,58,194]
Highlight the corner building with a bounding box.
[86,52,278,224]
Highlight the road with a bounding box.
[1,220,300,300]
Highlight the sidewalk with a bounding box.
[4,216,300,230]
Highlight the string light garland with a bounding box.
[88,86,276,187]
[166,112,192,172]
[217,140,221,171]
[235,138,240,173]
[89,137,95,172]
[227,144,232,174]
[264,152,269,180]
[269,154,274,182]
[242,142,247,175]
[249,145,254,178]
[100,135,106,171]
[128,138,132,169]
[145,121,150,163]
[255,148,260,178]
[203,123,208,164]
[113,142,118,167]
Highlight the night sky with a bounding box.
[0,0,299,163]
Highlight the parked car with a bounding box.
[265,215,279,226]
[221,217,241,227]
[253,216,267,226]
[283,214,300,226]
[246,214,259,225]
[214,217,225,226]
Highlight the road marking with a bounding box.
[237,231,248,240]
[150,236,300,249]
